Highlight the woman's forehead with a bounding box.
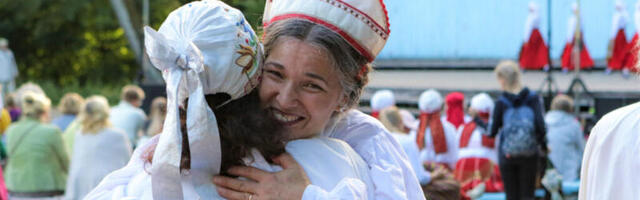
[267,39,334,71]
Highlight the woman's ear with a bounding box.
[335,94,350,113]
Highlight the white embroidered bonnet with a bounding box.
[144,0,261,199]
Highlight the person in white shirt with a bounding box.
[109,85,147,148]
[414,89,459,171]
[212,0,425,199]
[64,96,131,200]
[0,38,18,97]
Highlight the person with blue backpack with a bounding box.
[489,60,548,200]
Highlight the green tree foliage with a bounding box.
[0,0,265,89]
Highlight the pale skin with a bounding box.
[213,37,348,200]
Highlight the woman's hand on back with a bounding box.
[213,153,311,200]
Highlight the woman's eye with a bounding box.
[266,70,283,79]
[304,83,325,92]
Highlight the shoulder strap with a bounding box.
[499,96,512,108]
[9,123,39,155]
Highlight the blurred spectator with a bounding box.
[379,106,431,185]
[0,38,18,98]
[443,92,471,131]
[0,91,10,134]
[399,109,418,134]
[490,60,546,200]
[109,85,146,148]
[138,96,166,147]
[545,94,584,182]
[4,93,20,122]
[64,96,131,200]
[52,93,84,132]
[416,89,459,170]
[455,93,504,199]
[5,91,68,198]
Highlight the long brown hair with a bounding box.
[143,90,286,174]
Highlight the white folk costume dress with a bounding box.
[370,90,395,119]
[579,101,640,200]
[561,3,594,70]
[607,1,629,71]
[453,93,504,200]
[86,1,376,199]
[519,2,549,70]
[264,0,425,199]
[414,90,458,170]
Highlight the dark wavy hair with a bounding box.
[143,90,286,175]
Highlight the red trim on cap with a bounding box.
[266,14,375,62]
[335,0,389,34]
[378,0,391,34]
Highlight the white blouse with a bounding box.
[85,136,374,199]
[579,101,640,200]
[320,110,425,200]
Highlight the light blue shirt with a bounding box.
[52,114,76,132]
[545,110,585,181]
[109,101,147,148]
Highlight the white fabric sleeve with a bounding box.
[610,13,621,39]
[353,133,423,200]
[301,178,368,200]
[567,16,577,43]
[323,110,425,200]
[300,136,422,200]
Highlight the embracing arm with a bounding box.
[489,100,504,138]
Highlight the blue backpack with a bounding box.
[498,94,538,157]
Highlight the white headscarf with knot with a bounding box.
[371,90,395,111]
[144,1,262,199]
[470,93,494,114]
[418,89,443,113]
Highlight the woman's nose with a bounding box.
[275,82,299,109]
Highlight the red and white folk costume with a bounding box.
[519,2,549,70]
[443,92,471,132]
[370,90,395,119]
[415,89,459,170]
[621,1,640,74]
[607,1,629,72]
[266,0,426,199]
[561,3,594,71]
[453,93,504,200]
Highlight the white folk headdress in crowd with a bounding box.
[418,89,443,114]
[371,90,395,111]
[470,93,494,114]
[263,0,390,62]
[144,1,262,199]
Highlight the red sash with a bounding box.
[416,112,447,153]
[459,122,495,148]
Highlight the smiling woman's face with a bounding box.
[259,37,344,139]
